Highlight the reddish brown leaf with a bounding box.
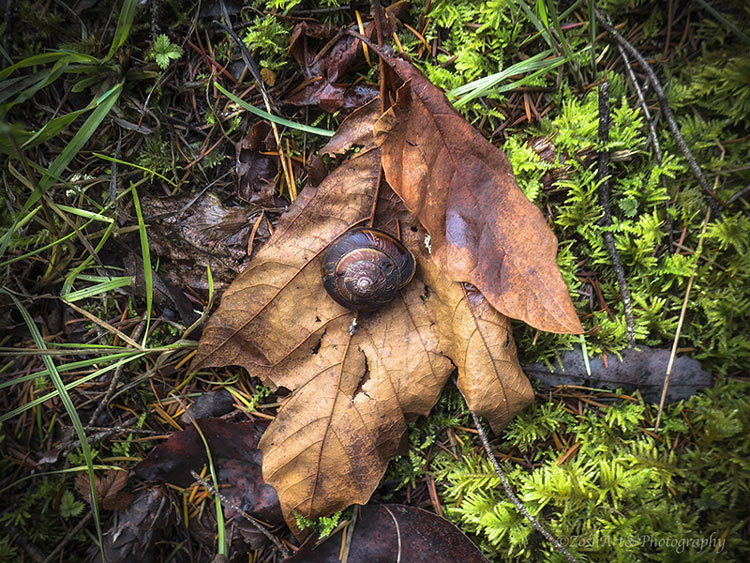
[285,22,378,112]
[285,504,490,562]
[76,469,132,511]
[373,51,583,334]
[192,107,534,530]
[134,418,283,529]
[319,97,381,157]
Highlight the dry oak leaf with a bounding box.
[373,49,583,334]
[191,103,533,532]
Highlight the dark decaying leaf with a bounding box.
[179,389,235,424]
[94,489,172,563]
[525,345,713,402]
[285,504,490,563]
[191,102,533,532]
[285,22,378,112]
[133,418,282,527]
[373,47,582,335]
[236,121,278,205]
[133,419,285,555]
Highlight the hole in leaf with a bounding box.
[353,349,371,400]
[421,284,432,302]
[311,330,325,355]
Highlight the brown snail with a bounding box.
[321,227,416,312]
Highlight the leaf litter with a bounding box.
[192,49,581,532]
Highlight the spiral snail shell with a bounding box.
[321,227,416,312]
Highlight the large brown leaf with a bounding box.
[192,103,533,530]
[372,50,583,334]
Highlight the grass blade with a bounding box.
[1,289,105,556]
[0,216,93,269]
[0,83,122,258]
[94,152,176,186]
[131,183,153,346]
[0,351,139,391]
[104,0,139,61]
[0,51,69,81]
[62,276,133,302]
[0,351,149,422]
[449,50,565,107]
[214,82,334,137]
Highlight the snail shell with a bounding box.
[321,227,416,312]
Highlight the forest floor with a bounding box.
[1,1,749,562]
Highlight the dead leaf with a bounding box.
[76,469,132,510]
[140,192,267,290]
[285,504,490,562]
[285,22,378,112]
[95,489,172,563]
[133,418,268,489]
[133,418,284,554]
[372,49,583,334]
[179,389,235,424]
[320,97,382,157]
[525,345,713,402]
[192,107,533,531]
[236,121,278,205]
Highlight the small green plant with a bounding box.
[147,34,184,70]
[294,510,342,538]
[243,15,292,71]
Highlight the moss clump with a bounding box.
[428,380,750,562]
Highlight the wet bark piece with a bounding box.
[525,345,713,402]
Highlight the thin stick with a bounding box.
[595,11,723,217]
[470,411,578,563]
[597,81,636,348]
[42,511,93,563]
[616,44,662,163]
[86,314,148,426]
[340,505,360,563]
[654,208,711,429]
[189,470,289,558]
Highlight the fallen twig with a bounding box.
[42,511,93,563]
[470,410,579,563]
[595,11,723,218]
[597,81,636,348]
[86,314,148,427]
[616,44,662,162]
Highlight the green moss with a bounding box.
[243,15,293,72]
[430,380,750,562]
